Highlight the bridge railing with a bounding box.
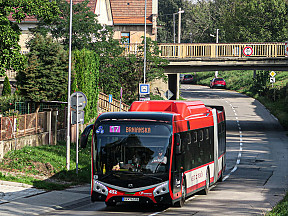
[159,43,286,58]
[121,42,286,58]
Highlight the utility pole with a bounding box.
[173,8,184,43]
[178,8,184,43]
[66,0,73,170]
[173,13,176,43]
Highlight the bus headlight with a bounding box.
[153,181,169,197]
[94,180,108,196]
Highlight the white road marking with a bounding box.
[223,101,243,181]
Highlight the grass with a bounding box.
[0,141,91,190]
[266,193,288,216]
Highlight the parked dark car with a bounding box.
[181,74,194,84]
[210,78,226,88]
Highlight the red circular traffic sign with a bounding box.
[243,46,253,56]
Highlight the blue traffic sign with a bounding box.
[139,84,150,94]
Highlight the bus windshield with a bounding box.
[93,121,172,176]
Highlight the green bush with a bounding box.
[72,49,100,123]
[2,76,11,96]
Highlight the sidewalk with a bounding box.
[0,180,90,215]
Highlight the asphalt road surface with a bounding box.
[46,85,288,216]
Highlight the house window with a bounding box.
[121,32,130,44]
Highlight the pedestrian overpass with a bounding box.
[124,42,288,99]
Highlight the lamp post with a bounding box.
[66,0,73,170]
[173,8,184,43]
[210,28,219,77]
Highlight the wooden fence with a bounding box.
[0,109,67,141]
[98,92,130,113]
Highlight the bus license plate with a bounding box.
[122,197,139,202]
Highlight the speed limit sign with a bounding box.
[243,46,253,56]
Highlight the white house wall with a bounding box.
[96,0,113,26]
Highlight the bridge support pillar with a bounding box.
[168,74,179,100]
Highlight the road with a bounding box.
[7,85,288,216]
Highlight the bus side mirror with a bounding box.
[175,134,182,155]
[80,124,93,148]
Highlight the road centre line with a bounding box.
[223,101,243,181]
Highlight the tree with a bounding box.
[2,76,11,96]
[34,0,125,100]
[34,0,105,51]
[159,0,288,43]
[0,0,60,76]
[16,34,68,103]
[158,0,185,43]
[219,0,288,42]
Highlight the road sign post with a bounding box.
[71,91,87,174]
[269,71,276,88]
[139,84,150,101]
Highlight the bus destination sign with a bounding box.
[126,127,151,134]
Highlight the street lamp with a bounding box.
[210,28,219,53]
[66,0,73,170]
[173,8,184,43]
[210,29,219,77]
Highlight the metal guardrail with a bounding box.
[98,92,129,113]
[122,42,286,58]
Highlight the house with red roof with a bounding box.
[110,0,158,43]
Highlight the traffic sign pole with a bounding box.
[70,91,87,174]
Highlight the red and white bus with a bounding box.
[81,100,226,207]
